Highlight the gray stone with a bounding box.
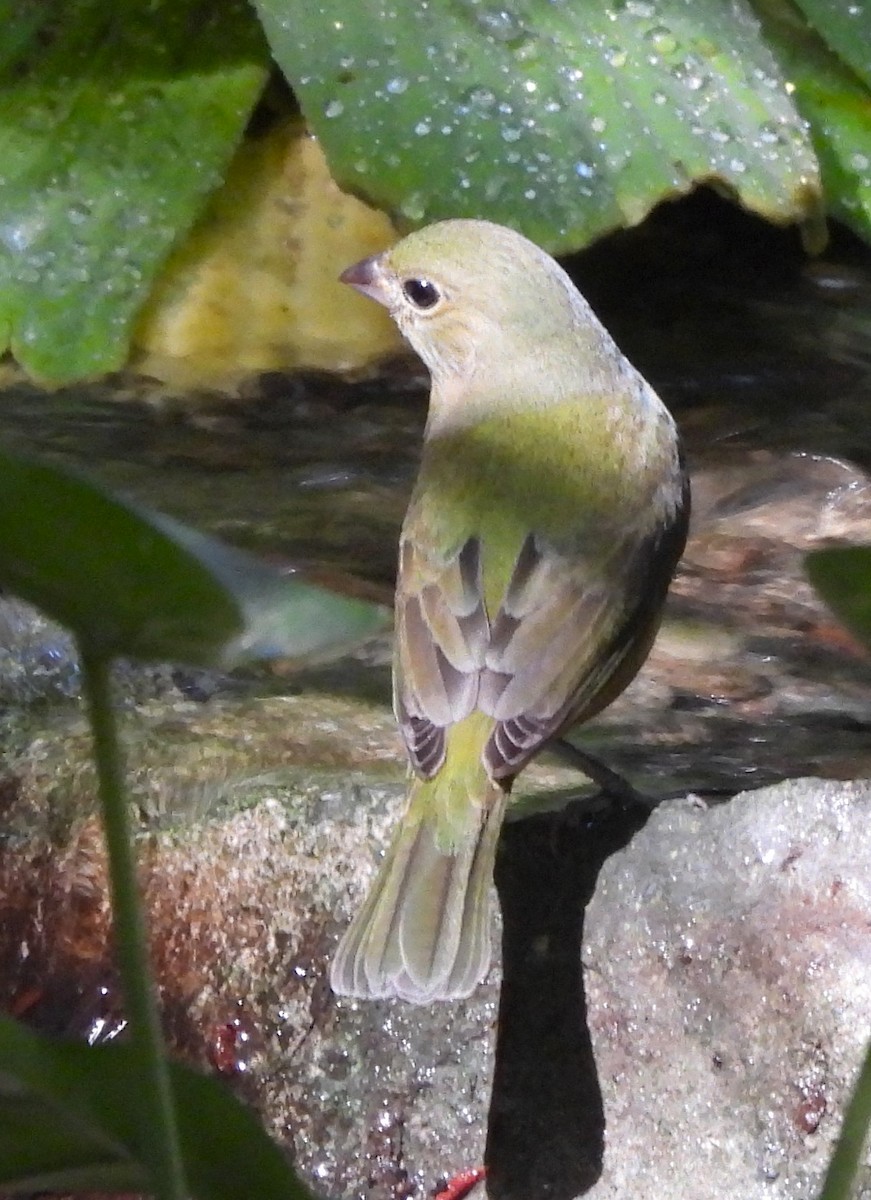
[584,778,871,1200]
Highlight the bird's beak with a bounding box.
[339,253,390,306]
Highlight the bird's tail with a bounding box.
[330,772,507,1003]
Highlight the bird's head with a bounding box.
[340,219,584,384]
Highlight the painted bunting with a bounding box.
[330,219,689,1003]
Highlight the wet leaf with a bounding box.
[758,0,871,243]
[0,1015,312,1199]
[255,0,821,251]
[806,545,871,650]
[0,0,269,383]
[0,450,388,666]
[791,0,871,93]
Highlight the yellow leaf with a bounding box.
[133,119,401,389]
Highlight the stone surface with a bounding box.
[0,710,497,1200]
[7,749,871,1198]
[583,778,871,1200]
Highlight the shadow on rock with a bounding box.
[487,797,648,1200]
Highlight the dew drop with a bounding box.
[386,77,409,94]
[560,66,584,85]
[400,192,427,221]
[476,7,526,45]
[324,99,344,118]
[466,86,496,110]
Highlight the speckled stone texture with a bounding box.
[583,778,871,1200]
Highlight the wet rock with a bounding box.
[10,763,871,1200]
[143,788,498,1200]
[0,705,495,1200]
[584,777,871,1200]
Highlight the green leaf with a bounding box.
[806,545,871,649]
[256,0,822,251]
[817,1036,871,1200]
[0,1091,137,1194]
[0,0,269,383]
[0,1015,312,1199]
[758,0,871,243]
[790,0,871,93]
[0,449,388,666]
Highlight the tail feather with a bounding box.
[330,779,506,1003]
[448,797,504,995]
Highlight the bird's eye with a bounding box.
[401,278,441,310]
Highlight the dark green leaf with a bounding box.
[256,0,821,252]
[0,1091,138,1194]
[0,1015,312,1198]
[817,1035,871,1200]
[0,450,388,665]
[791,0,871,93]
[806,545,871,649]
[0,0,269,382]
[758,0,871,243]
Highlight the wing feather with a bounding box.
[394,535,488,775]
[395,472,689,784]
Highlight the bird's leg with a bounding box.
[550,738,657,812]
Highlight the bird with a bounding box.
[330,218,689,1003]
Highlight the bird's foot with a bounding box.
[551,738,657,813]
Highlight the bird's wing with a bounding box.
[478,513,686,778]
[394,482,688,782]
[394,534,490,778]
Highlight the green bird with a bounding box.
[331,219,689,1003]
